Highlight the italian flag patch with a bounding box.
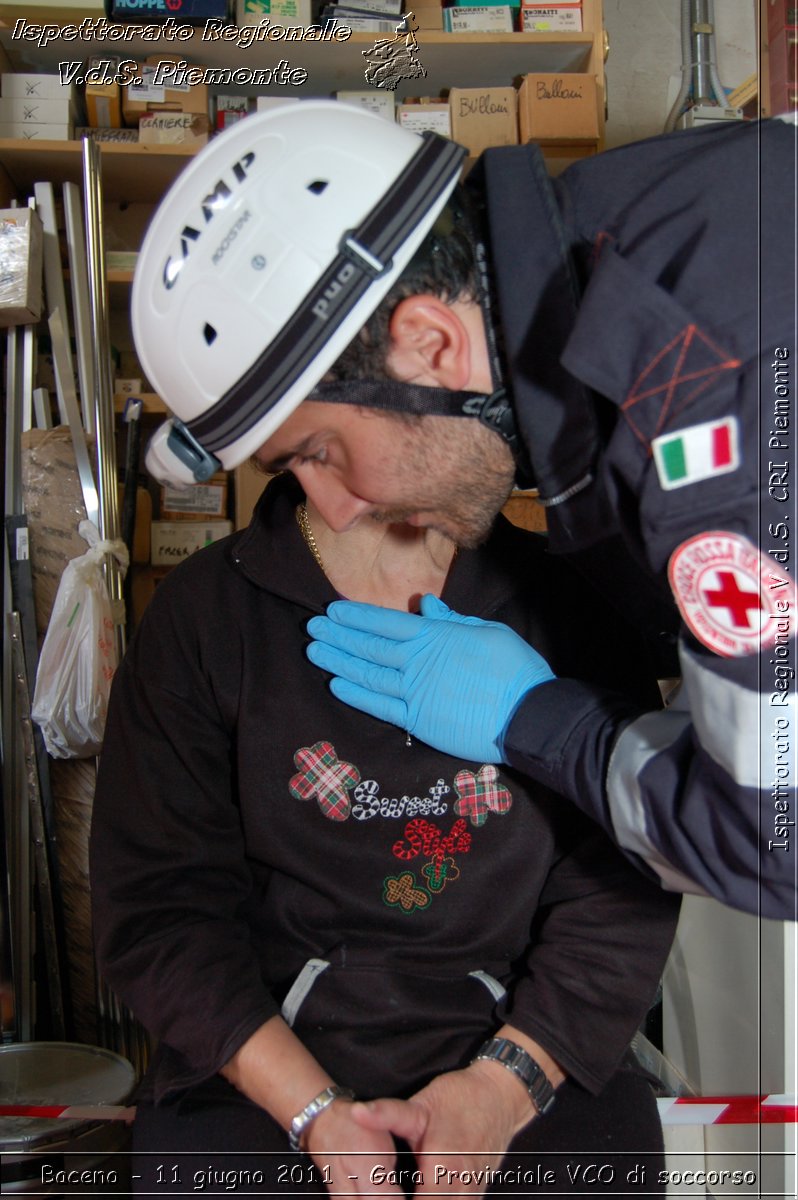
[652,417,740,491]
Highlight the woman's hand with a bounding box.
[305,1096,404,1198]
[346,1059,537,1197]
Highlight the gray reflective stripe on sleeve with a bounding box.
[280,957,330,1028]
[680,643,797,789]
[606,709,709,896]
[468,969,507,1002]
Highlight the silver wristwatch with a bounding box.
[473,1036,556,1116]
[288,1084,356,1152]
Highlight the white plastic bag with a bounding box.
[32,520,129,759]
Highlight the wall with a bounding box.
[603,0,758,147]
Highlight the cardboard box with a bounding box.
[122,57,210,127]
[76,126,139,142]
[108,0,230,20]
[237,0,313,20]
[518,73,599,142]
[151,520,233,566]
[84,57,123,128]
[138,111,212,148]
[0,208,43,327]
[397,102,452,137]
[411,4,444,28]
[520,5,582,31]
[0,122,73,140]
[443,6,515,30]
[1,74,76,102]
[0,97,76,124]
[234,463,270,529]
[449,87,517,156]
[337,90,395,121]
[161,473,229,521]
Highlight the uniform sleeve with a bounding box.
[89,584,280,1097]
[498,813,680,1094]
[503,637,796,921]
[507,119,797,924]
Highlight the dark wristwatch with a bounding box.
[473,1036,556,1116]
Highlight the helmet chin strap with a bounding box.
[310,377,523,458]
[310,220,538,487]
[313,203,538,484]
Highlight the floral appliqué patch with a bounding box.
[288,743,513,912]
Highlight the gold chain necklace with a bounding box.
[296,503,327,576]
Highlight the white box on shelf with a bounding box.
[0,122,74,140]
[151,521,233,566]
[1,74,77,101]
[336,90,395,121]
[0,97,76,124]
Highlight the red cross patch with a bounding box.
[289,741,360,821]
[453,766,513,827]
[668,531,796,657]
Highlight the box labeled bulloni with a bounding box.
[518,73,598,142]
[449,87,517,156]
[0,208,43,327]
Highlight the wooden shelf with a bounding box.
[0,28,598,101]
[0,138,196,201]
[113,392,164,414]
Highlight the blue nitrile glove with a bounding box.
[306,594,555,763]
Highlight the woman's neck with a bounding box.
[299,500,457,611]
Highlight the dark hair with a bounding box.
[328,183,480,382]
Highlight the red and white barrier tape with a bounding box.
[0,1104,135,1122]
[0,1097,796,1127]
[657,1095,797,1125]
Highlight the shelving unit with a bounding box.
[0,0,604,537]
[0,0,607,203]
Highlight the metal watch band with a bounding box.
[473,1037,556,1116]
[288,1084,356,1152]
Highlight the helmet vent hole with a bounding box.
[203,323,218,346]
[307,179,329,195]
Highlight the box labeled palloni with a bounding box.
[449,87,517,156]
[518,73,598,142]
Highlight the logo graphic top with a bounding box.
[668,531,796,657]
[363,12,427,90]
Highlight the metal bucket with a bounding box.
[0,1042,135,1195]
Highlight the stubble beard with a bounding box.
[369,416,517,549]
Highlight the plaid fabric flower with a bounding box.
[289,741,360,821]
[382,871,431,913]
[454,765,512,827]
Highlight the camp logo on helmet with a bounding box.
[161,150,256,290]
[311,263,357,322]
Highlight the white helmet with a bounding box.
[132,101,466,485]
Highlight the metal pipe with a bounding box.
[691,0,715,105]
[82,139,125,659]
